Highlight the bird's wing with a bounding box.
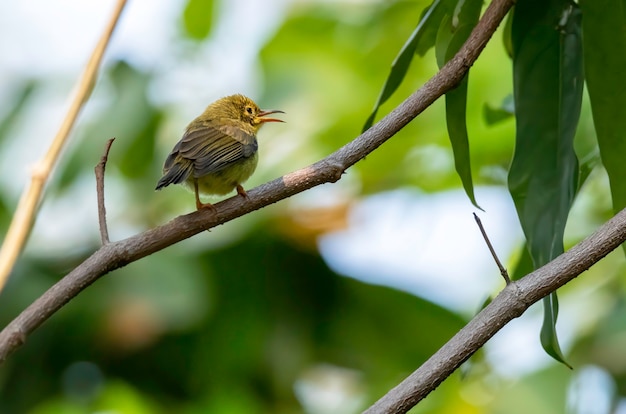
[178,123,257,176]
[155,140,193,189]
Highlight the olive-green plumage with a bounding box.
[155,94,283,210]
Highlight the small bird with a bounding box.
[155,94,284,210]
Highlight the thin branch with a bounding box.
[95,138,116,245]
[474,212,511,284]
[0,0,513,376]
[0,0,127,292]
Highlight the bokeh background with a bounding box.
[0,0,624,413]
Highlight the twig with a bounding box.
[95,138,116,245]
[0,0,128,293]
[473,212,511,284]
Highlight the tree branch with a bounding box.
[0,0,515,380]
[364,207,626,413]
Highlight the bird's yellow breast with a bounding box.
[187,152,259,196]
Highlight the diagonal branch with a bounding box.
[0,0,514,367]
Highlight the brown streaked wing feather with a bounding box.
[218,124,258,156]
[178,124,257,176]
[163,139,182,171]
[156,140,194,189]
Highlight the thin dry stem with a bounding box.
[474,212,511,284]
[0,0,128,291]
[95,138,116,245]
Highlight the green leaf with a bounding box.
[580,0,626,219]
[509,1,582,265]
[362,0,456,131]
[182,0,214,41]
[414,0,457,57]
[512,273,574,370]
[435,0,483,209]
[435,15,454,68]
[483,95,514,126]
[540,294,573,369]
[509,0,583,367]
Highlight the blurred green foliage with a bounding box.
[0,232,466,413]
[183,0,215,40]
[0,0,625,413]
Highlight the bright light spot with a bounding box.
[567,365,616,414]
[294,363,366,414]
[319,186,523,312]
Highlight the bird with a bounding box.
[155,94,284,210]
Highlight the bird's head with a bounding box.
[210,94,284,131]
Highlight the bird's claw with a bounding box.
[236,185,249,199]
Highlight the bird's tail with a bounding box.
[155,160,193,190]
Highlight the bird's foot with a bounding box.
[196,199,216,212]
[236,185,249,199]
[194,179,216,212]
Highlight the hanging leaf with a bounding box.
[509,0,583,366]
[580,0,626,231]
[435,0,483,209]
[540,294,573,369]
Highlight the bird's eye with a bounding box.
[246,107,253,115]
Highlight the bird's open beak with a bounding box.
[258,109,285,123]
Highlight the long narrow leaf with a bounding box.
[540,294,573,369]
[580,0,626,226]
[509,0,583,366]
[435,0,483,209]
